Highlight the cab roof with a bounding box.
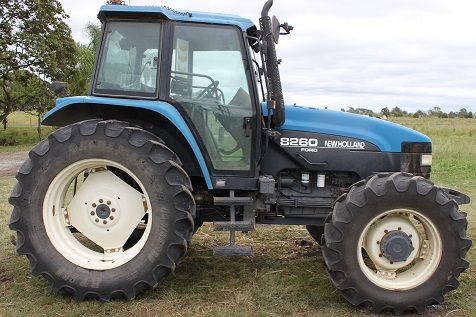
[99,5,256,32]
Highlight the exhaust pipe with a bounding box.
[260,0,285,125]
[261,0,274,17]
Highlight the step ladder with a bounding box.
[213,190,255,257]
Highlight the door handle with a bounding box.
[243,117,252,137]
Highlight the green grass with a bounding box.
[0,112,54,147]
[0,118,475,316]
[5,111,38,128]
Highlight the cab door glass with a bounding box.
[170,25,253,171]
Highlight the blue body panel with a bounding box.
[262,103,431,152]
[99,5,255,32]
[43,96,213,189]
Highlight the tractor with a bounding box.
[9,0,471,314]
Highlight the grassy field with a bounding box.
[0,117,475,316]
[0,112,55,147]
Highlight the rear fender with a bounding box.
[43,96,213,189]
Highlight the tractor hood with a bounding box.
[274,105,431,153]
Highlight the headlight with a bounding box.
[421,154,432,166]
[401,142,432,179]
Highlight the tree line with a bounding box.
[0,0,100,135]
[342,106,474,119]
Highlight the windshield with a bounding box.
[94,21,161,98]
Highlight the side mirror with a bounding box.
[51,81,68,96]
[272,16,280,44]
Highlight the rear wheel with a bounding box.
[9,120,195,300]
[322,173,471,314]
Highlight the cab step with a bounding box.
[212,190,254,257]
[213,196,253,206]
[213,245,253,257]
[214,220,255,232]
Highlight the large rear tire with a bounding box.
[9,120,195,300]
[322,173,471,314]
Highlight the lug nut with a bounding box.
[103,220,107,225]
[112,208,116,212]
[376,241,380,244]
[398,227,402,231]
[99,199,103,203]
[95,218,99,223]
[92,203,97,208]
[110,216,114,220]
[90,211,95,216]
[384,230,389,234]
[409,234,413,238]
[379,254,383,257]
[107,201,111,205]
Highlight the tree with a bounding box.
[413,110,426,118]
[68,23,101,96]
[380,107,390,117]
[390,106,403,117]
[18,72,56,139]
[468,111,474,119]
[458,108,468,118]
[0,0,76,124]
[428,106,443,118]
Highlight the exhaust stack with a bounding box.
[260,0,285,125]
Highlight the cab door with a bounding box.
[167,23,257,177]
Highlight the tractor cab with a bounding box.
[84,4,271,185]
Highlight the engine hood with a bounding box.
[273,105,431,153]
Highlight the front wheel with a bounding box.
[322,173,471,314]
[9,120,195,300]
[306,225,324,245]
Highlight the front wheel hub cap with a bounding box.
[96,204,111,219]
[380,231,414,263]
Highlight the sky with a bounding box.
[59,0,476,112]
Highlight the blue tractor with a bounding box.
[9,1,471,314]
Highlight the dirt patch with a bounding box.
[0,151,28,177]
[0,263,11,284]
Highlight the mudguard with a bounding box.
[43,96,213,189]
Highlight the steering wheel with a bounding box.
[196,81,220,100]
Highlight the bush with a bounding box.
[0,127,55,146]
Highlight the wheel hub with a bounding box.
[380,230,414,263]
[96,204,111,219]
[363,215,420,270]
[89,195,119,227]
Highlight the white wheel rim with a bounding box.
[43,159,152,270]
[357,209,442,290]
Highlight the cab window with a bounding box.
[94,21,160,98]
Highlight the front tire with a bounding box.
[306,225,324,245]
[9,120,195,300]
[322,173,471,314]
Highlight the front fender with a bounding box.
[43,96,213,189]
